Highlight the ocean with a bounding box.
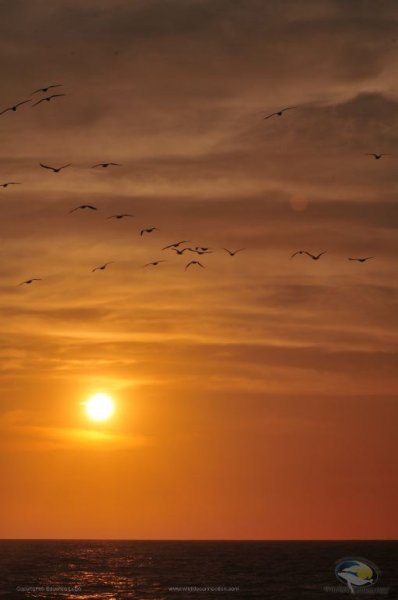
[0,540,396,599]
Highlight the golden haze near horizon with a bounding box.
[0,0,397,540]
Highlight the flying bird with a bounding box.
[162,240,190,250]
[290,250,307,259]
[92,262,114,272]
[140,227,159,236]
[185,261,205,270]
[18,278,41,286]
[32,84,63,94]
[69,205,97,213]
[223,248,245,256]
[364,153,390,160]
[107,214,134,220]
[92,163,121,168]
[195,246,211,252]
[40,163,71,173]
[1,182,21,188]
[32,94,66,107]
[144,260,166,267]
[348,257,374,262]
[171,247,190,255]
[264,107,297,120]
[0,99,31,115]
[305,251,327,260]
[187,247,212,255]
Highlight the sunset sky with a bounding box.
[0,0,397,540]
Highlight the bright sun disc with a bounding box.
[84,393,115,422]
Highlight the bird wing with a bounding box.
[16,99,31,108]
[109,163,121,166]
[60,164,71,169]
[263,112,278,120]
[198,262,205,268]
[0,107,12,115]
[91,164,103,168]
[32,98,46,107]
[31,84,62,94]
[48,94,66,99]
[290,251,302,259]
[39,163,54,170]
[282,106,297,112]
[185,262,194,270]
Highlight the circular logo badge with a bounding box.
[335,557,379,593]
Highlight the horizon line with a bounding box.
[0,538,396,542]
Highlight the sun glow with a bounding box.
[84,393,115,422]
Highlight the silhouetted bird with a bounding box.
[223,248,245,256]
[290,250,307,259]
[305,251,327,260]
[264,107,297,120]
[40,163,71,173]
[348,257,374,262]
[32,94,65,107]
[187,248,212,255]
[365,153,390,160]
[92,163,121,168]
[69,205,97,213]
[32,94,66,108]
[1,100,31,115]
[162,240,190,250]
[32,84,63,94]
[141,227,159,236]
[185,261,205,270]
[18,278,41,286]
[1,182,21,188]
[195,246,211,252]
[92,262,114,272]
[144,261,166,267]
[107,214,134,219]
[171,247,190,255]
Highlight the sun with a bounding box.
[83,393,115,422]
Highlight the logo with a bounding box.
[335,557,379,594]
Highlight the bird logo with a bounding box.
[335,558,379,594]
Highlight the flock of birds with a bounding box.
[2,87,379,287]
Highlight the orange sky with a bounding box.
[0,0,397,540]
